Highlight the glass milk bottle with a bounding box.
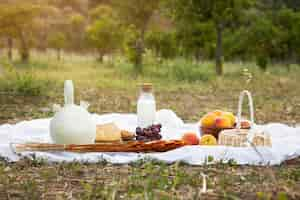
[137,83,156,128]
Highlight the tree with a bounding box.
[253,3,300,66]
[146,30,177,59]
[0,2,44,62]
[7,37,13,60]
[260,0,300,11]
[246,17,283,70]
[114,0,161,74]
[273,8,300,65]
[86,5,123,62]
[69,13,86,51]
[169,0,255,75]
[48,32,67,60]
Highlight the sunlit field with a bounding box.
[1,0,300,199]
[1,51,300,125]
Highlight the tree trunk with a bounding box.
[57,48,61,61]
[215,23,223,76]
[134,38,143,74]
[7,37,13,60]
[20,48,29,63]
[19,31,30,63]
[194,49,202,62]
[134,30,145,75]
[39,31,47,52]
[286,63,291,72]
[97,51,104,63]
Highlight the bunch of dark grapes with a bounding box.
[136,124,162,142]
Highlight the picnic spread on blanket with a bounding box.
[0,80,300,165]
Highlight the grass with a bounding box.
[0,158,299,199]
[1,50,300,124]
[2,50,299,92]
[0,51,300,199]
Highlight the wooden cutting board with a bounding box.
[12,140,186,153]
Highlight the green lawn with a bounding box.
[0,52,300,199]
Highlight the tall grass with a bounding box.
[0,60,55,96]
[116,56,216,83]
[0,50,299,94]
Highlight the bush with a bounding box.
[123,28,143,75]
[146,31,178,59]
[0,66,53,96]
[170,60,213,82]
[256,56,268,71]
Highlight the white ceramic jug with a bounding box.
[50,80,96,144]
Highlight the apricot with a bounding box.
[200,113,217,127]
[215,116,232,129]
[200,134,217,145]
[222,112,236,126]
[213,110,223,116]
[182,132,200,145]
[240,120,251,129]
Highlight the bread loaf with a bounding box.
[96,123,122,142]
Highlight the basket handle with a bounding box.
[236,90,254,130]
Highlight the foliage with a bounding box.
[122,27,141,71]
[0,61,53,96]
[70,13,85,28]
[47,32,67,60]
[89,4,115,20]
[114,0,161,74]
[256,56,269,71]
[0,2,46,62]
[0,72,52,96]
[246,17,283,70]
[86,5,123,62]
[169,60,214,82]
[114,0,161,34]
[1,0,300,72]
[145,30,178,59]
[69,13,86,50]
[275,8,300,61]
[168,0,255,75]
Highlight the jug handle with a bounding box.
[52,104,62,112]
[80,101,90,110]
[64,80,74,105]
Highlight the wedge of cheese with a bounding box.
[96,123,122,143]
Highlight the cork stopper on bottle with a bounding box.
[141,83,153,93]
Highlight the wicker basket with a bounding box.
[200,126,233,139]
[200,122,251,139]
[218,90,271,147]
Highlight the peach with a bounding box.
[182,132,200,145]
[222,112,236,126]
[200,113,217,127]
[215,116,232,129]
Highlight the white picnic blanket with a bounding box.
[0,109,300,165]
